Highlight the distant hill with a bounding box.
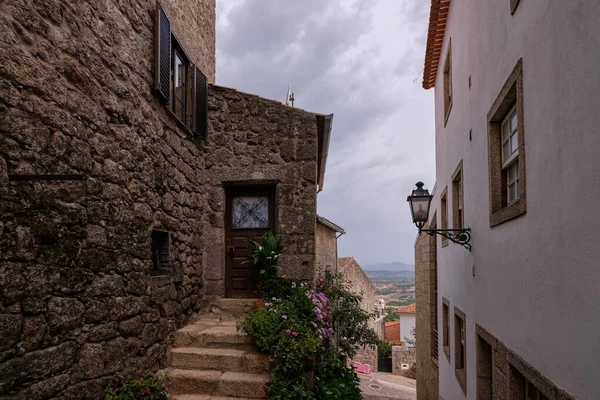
[362,262,414,272]
[365,269,414,283]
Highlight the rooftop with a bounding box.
[422,0,451,89]
[385,321,402,345]
[396,303,416,314]
[316,215,345,234]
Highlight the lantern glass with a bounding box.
[410,196,431,223]
[407,182,433,226]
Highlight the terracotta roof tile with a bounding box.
[385,321,402,345]
[422,0,451,89]
[396,303,416,314]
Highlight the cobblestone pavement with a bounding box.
[359,371,417,400]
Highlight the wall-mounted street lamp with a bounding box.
[407,181,472,251]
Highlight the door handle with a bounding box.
[228,246,235,254]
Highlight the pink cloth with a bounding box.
[351,361,371,374]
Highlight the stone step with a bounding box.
[174,395,253,400]
[175,324,253,348]
[166,369,269,399]
[214,298,258,315]
[170,347,269,373]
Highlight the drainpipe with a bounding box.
[334,231,344,361]
[334,231,345,276]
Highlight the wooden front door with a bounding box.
[225,186,276,298]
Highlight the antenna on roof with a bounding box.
[285,84,295,107]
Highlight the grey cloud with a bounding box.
[217,0,434,264]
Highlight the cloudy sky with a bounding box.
[216,0,435,266]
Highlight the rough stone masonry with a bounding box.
[0,0,325,398]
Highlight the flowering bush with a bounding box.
[314,271,379,361]
[241,268,378,399]
[104,368,171,400]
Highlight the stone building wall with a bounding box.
[160,0,216,82]
[315,221,337,273]
[414,232,439,400]
[202,84,320,297]
[339,257,375,314]
[0,0,320,398]
[353,346,378,373]
[392,345,417,379]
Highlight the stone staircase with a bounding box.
[164,299,270,400]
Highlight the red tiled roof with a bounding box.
[396,303,416,314]
[422,0,451,89]
[385,321,402,345]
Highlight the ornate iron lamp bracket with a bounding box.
[417,223,472,251]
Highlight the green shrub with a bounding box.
[314,359,362,400]
[104,368,171,400]
[260,276,298,300]
[378,340,392,358]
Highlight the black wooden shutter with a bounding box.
[193,67,208,139]
[155,2,171,103]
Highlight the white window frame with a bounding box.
[501,106,519,204]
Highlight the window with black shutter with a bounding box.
[194,67,208,139]
[154,1,208,139]
[155,3,171,103]
[171,42,189,125]
[151,230,172,275]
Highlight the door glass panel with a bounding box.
[232,196,269,228]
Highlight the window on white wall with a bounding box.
[487,59,526,227]
[443,40,453,125]
[502,106,520,203]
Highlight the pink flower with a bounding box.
[139,377,144,381]
[114,388,119,392]
[291,331,298,337]
[285,329,291,335]
[167,380,172,386]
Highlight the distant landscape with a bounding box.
[363,262,415,307]
[362,261,414,272]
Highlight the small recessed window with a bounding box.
[452,162,464,229]
[443,41,453,125]
[456,314,465,369]
[442,298,450,361]
[440,188,448,247]
[487,59,526,227]
[151,230,171,275]
[454,307,467,394]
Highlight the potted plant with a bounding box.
[245,232,285,296]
